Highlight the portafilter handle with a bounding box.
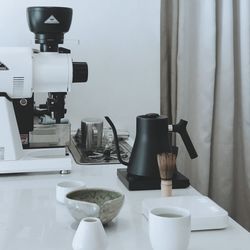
[169,119,198,159]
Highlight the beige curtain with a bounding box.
[161,0,250,231]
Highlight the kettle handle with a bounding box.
[104,116,129,166]
[172,119,198,159]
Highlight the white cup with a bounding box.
[149,206,191,250]
[56,180,86,204]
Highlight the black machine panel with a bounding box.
[13,97,34,133]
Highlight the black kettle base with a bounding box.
[117,168,190,191]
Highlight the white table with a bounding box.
[0,162,249,250]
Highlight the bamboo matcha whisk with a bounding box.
[157,152,176,197]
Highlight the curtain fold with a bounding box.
[176,0,216,195]
[209,0,236,213]
[160,0,179,124]
[231,0,250,229]
[161,0,250,230]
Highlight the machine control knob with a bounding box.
[20,98,28,106]
[73,62,88,83]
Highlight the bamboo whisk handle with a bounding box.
[161,180,172,197]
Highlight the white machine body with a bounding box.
[0,97,23,160]
[0,47,74,173]
[0,47,73,98]
[0,95,71,173]
[0,47,33,98]
[33,52,72,93]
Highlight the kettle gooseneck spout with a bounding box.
[104,116,129,166]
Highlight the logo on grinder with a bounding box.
[44,15,60,24]
[0,62,9,70]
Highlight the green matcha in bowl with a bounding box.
[65,188,124,225]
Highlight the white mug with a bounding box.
[149,206,191,250]
[56,180,86,204]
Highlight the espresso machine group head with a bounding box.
[0,6,88,174]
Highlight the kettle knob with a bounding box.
[142,113,160,119]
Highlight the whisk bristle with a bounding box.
[157,152,176,197]
[157,153,176,180]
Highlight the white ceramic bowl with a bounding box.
[65,188,124,224]
[56,180,86,204]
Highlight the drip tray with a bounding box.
[68,136,132,165]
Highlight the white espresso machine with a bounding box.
[0,7,88,174]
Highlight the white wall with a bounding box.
[0,0,160,137]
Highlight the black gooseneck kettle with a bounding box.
[105,114,197,185]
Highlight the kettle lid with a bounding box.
[140,113,160,119]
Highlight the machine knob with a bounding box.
[73,62,88,83]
